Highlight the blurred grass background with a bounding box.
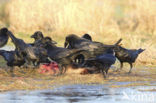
[0,0,156,65]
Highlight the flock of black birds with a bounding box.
[0,27,145,78]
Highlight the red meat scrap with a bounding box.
[38,62,59,75]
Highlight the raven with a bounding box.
[31,31,44,41]
[31,31,57,46]
[64,34,122,60]
[82,50,116,78]
[115,46,145,73]
[0,49,25,75]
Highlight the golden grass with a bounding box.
[0,0,155,64]
[6,0,156,34]
[7,0,116,34]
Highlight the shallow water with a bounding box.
[0,84,156,103]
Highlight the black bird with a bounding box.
[64,34,122,60]
[31,31,44,41]
[31,31,57,46]
[33,36,57,47]
[0,28,51,67]
[114,46,145,73]
[29,31,44,46]
[0,49,25,74]
[83,51,116,78]
[81,33,92,41]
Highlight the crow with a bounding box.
[64,34,122,60]
[0,28,51,68]
[81,33,92,41]
[114,46,145,73]
[0,49,25,76]
[31,31,57,47]
[29,31,44,46]
[82,51,116,78]
[33,36,57,48]
[31,31,44,41]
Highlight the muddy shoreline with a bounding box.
[0,65,155,92]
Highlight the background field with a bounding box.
[0,0,156,65]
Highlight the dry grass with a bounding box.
[7,0,116,34]
[0,0,155,64]
[6,0,156,34]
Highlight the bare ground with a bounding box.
[0,65,155,92]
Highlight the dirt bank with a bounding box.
[0,65,155,92]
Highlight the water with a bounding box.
[0,84,156,103]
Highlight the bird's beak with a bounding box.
[31,34,35,38]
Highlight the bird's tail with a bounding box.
[114,38,122,46]
[7,30,19,45]
[102,38,122,48]
[0,50,6,57]
[0,50,5,54]
[138,48,145,54]
[0,28,9,47]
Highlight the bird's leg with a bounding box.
[24,58,32,69]
[5,67,15,76]
[62,66,67,74]
[10,67,15,77]
[120,62,123,70]
[101,68,107,79]
[100,64,107,79]
[22,62,28,69]
[57,64,63,76]
[128,63,133,74]
[4,67,10,75]
[18,66,26,74]
[97,63,106,78]
[26,61,36,74]
[59,65,66,75]
[105,66,109,77]
[31,61,37,72]
[116,61,123,72]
